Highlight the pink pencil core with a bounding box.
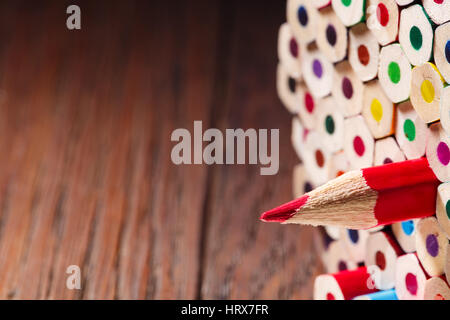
[260,195,309,222]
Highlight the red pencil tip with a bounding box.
[260,195,309,223]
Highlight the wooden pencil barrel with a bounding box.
[296,82,319,130]
[324,239,358,273]
[415,217,448,276]
[348,23,380,82]
[331,0,365,27]
[378,43,412,103]
[395,253,429,300]
[301,44,334,98]
[395,101,428,160]
[426,122,450,182]
[343,115,375,170]
[424,276,450,300]
[331,61,364,117]
[374,137,406,166]
[316,96,345,154]
[277,23,302,79]
[328,151,349,179]
[398,4,434,67]
[341,228,370,263]
[361,80,395,139]
[276,63,300,114]
[422,0,450,25]
[287,0,318,45]
[291,116,308,161]
[392,219,418,253]
[301,130,332,186]
[410,62,445,124]
[316,6,348,63]
[434,22,450,84]
[366,0,399,46]
[365,231,403,290]
[439,86,450,137]
[436,183,450,239]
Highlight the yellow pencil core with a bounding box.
[420,80,435,103]
[370,99,383,122]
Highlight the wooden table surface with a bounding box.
[0,0,323,299]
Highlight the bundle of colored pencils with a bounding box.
[271,0,450,300]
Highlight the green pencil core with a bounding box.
[403,119,415,142]
[409,26,422,51]
[341,0,352,6]
[325,115,335,134]
[388,62,401,84]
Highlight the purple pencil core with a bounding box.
[312,59,323,78]
[426,234,439,257]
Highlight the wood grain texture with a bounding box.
[0,0,323,299]
[199,0,323,299]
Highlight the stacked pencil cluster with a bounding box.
[276,0,450,300]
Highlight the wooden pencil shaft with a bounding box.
[396,253,429,300]
[410,62,444,124]
[415,217,448,277]
[261,158,440,229]
[277,23,302,79]
[435,182,450,239]
[365,231,403,290]
[434,22,450,84]
[422,0,450,25]
[367,0,399,46]
[392,219,418,253]
[399,4,434,67]
[395,100,428,160]
[424,277,450,300]
[426,122,450,182]
[348,23,379,82]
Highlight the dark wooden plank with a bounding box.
[0,0,321,299]
[0,0,72,299]
[0,0,223,299]
[140,0,222,299]
[199,0,324,299]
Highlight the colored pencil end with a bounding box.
[260,195,309,223]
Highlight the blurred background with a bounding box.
[0,0,322,299]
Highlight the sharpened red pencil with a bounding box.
[260,158,440,229]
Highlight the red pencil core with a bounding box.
[405,273,418,295]
[376,3,389,27]
[375,251,386,271]
[260,195,309,222]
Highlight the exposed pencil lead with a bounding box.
[260,195,308,222]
